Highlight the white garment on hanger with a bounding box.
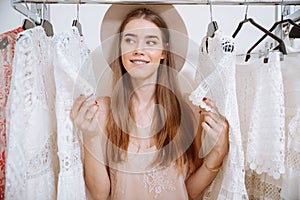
[281,108,300,200]
[280,43,300,200]
[5,26,58,200]
[190,30,248,200]
[53,27,95,200]
[236,52,285,180]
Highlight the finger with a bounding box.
[203,97,220,115]
[198,105,206,114]
[70,94,86,119]
[201,111,224,131]
[85,104,99,120]
[75,99,97,125]
[201,121,219,143]
[202,112,218,129]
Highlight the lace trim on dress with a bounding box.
[245,170,282,200]
[143,166,176,199]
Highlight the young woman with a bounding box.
[71,5,229,200]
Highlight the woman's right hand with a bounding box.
[71,95,111,200]
[70,94,100,136]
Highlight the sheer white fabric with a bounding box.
[109,141,189,200]
[5,26,58,199]
[190,30,248,200]
[53,27,95,200]
[236,52,285,180]
[281,109,300,200]
[280,49,300,200]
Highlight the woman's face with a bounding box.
[120,18,165,80]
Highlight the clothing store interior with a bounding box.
[0,0,300,199]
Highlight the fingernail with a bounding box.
[202,97,207,101]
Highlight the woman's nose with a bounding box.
[133,48,145,55]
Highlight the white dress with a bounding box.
[5,26,58,200]
[109,141,189,200]
[236,51,286,200]
[52,27,95,200]
[280,40,300,200]
[0,27,23,198]
[189,30,248,200]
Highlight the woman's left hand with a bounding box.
[199,97,229,170]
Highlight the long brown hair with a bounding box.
[105,8,200,174]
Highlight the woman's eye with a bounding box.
[125,38,135,44]
[147,40,157,46]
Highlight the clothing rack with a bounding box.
[10,0,300,5]
[10,0,300,28]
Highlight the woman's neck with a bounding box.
[131,83,156,108]
[130,82,156,140]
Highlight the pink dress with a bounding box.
[109,141,189,200]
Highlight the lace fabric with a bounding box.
[190,30,248,200]
[280,52,300,200]
[0,27,23,200]
[281,109,300,200]
[53,27,95,200]
[245,170,283,200]
[236,52,286,180]
[110,142,189,200]
[5,26,58,199]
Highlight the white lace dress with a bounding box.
[0,27,23,199]
[189,30,248,200]
[280,43,300,200]
[5,26,58,200]
[236,52,286,200]
[52,27,95,200]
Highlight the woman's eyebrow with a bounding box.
[124,33,137,38]
[145,35,160,40]
[124,33,160,40]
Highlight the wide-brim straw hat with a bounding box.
[100,4,188,72]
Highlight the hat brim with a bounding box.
[100,4,188,72]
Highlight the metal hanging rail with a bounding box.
[10,0,300,5]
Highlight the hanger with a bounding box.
[40,2,54,37]
[19,1,53,37]
[245,3,300,61]
[206,0,218,38]
[289,21,300,38]
[72,0,83,36]
[245,19,300,61]
[232,2,287,61]
[203,0,218,53]
[21,0,36,30]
